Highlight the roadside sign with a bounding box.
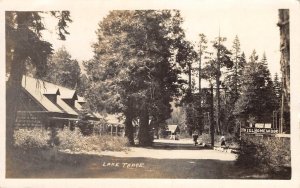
[241,127,279,134]
[255,123,264,128]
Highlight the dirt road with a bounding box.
[8,138,266,179]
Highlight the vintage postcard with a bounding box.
[0,0,300,187]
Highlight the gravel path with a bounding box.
[98,139,236,161]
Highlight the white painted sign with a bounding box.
[255,123,265,128]
[265,123,272,128]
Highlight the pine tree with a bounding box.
[222,36,246,133]
[234,51,277,123]
[225,36,246,100]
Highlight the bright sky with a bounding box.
[39,0,291,80]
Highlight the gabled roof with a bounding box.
[22,76,79,116]
[42,88,60,95]
[167,124,179,133]
[77,96,86,103]
[60,89,78,100]
[22,76,62,113]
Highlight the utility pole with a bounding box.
[210,84,215,147]
[199,41,202,134]
[216,28,221,135]
[198,34,207,134]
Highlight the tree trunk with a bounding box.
[138,107,152,146]
[6,48,25,157]
[124,112,134,145]
[124,98,135,145]
[278,9,290,133]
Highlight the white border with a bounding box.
[0,0,299,187]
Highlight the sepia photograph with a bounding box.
[1,0,300,187]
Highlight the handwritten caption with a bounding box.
[102,162,145,168]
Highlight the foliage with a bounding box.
[57,128,129,152]
[77,120,94,136]
[13,127,129,153]
[6,11,72,78]
[42,47,81,89]
[85,10,191,146]
[6,11,72,152]
[179,40,197,104]
[77,74,89,96]
[184,93,205,135]
[200,36,233,134]
[76,108,95,136]
[14,128,50,150]
[166,102,187,133]
[225,36,246,99]
[201,37,233,82]
[234,51,277,122]
[236,135,291,174]
[217,36,247,134]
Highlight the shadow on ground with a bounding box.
[136,141,209,150]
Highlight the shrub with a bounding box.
[236,135,291,173]
[13,127,129,153]
[77,120,94,136]
[14,128,50,150]
[57,128,129,152]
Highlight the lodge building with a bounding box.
[15,76,99,129]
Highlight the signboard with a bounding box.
[255,123,264,128]
[265,123,272,128]
[241,127,279,134]
[254,123,272,128]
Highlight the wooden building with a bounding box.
[15,76,99,129]
[165,124,180,140]
[94,113,125,136]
